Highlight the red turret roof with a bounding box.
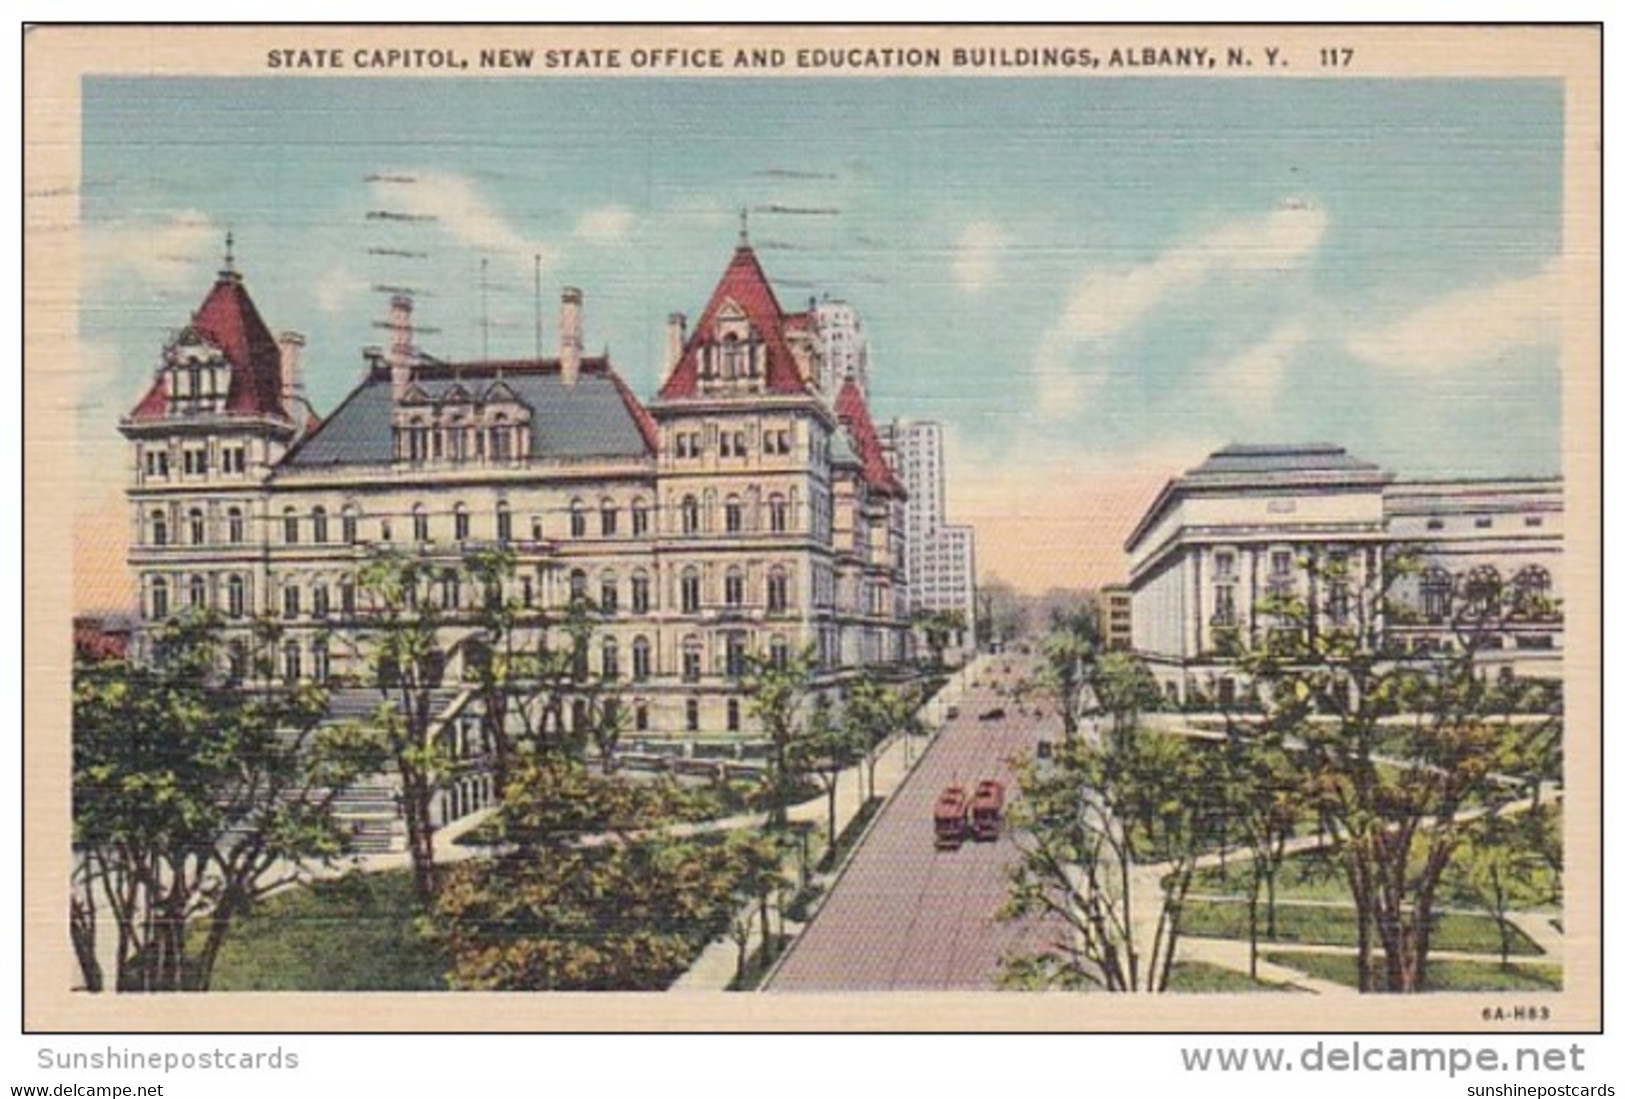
[835,378,905,498]
[127,268,289,423]
[657,244,811,400]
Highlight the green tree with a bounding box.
[846,676,919,802]
[1036,621,1097,745]
[71,614,384,991]
[720,831,791,984]
[1235,548,1558,992]
[913,608,967,670]
[349,553,465,903]
[1090,651,1162,749]
[1002,728,1224,992]
[431,758,745,991]
[740,646,819,830]
[1450,808,1558,969]
[794,694,864,853]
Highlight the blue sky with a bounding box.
[76,75,1566,590]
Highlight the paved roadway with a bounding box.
[768,654,1066,991]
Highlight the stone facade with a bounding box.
[121,239,912,740]
[1123,444,1563,706]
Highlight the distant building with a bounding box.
[1097,584,1132,652]
[1123,443,1562,707]
[881,419,977,650]
[812,297,871,402]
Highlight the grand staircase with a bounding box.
[322,687,471,854]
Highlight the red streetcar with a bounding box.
[969,780,1005,841]
[933,785,969,849]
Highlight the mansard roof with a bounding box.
[279,358,656,470]
[657,243,812,400]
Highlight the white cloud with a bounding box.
[1206,319,1311,416]
[1032,200,1327,419]
[574,205,636,243]
[85,209,218,291]
[951,222,1007,293]
[1344,261,1564,374]
[371,172,561,273]
[314,263,368,315]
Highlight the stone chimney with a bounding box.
[665,312,686,376]
[387,294,413,398]
[560,287,583,386]
[277,330,306,407]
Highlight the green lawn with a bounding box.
[207,870,448,991]
[1165,960,1302,992]
[1265,951,1562,992]
[1178,899,1541,956]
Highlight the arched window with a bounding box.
[1420,566,1453,622]
[681,635,703,682]
[1512,566,1553,617]
[770,635,790,671]
[226,640,247,684]
[282,584,301,619]
[441,569,461,610]
[188,574,207,610]
[768,567,789,613]
[339,576,356,616]
[600,571,619,615]
[283,508,299,545]
[150,509,169,547]
[601,637,620,681]
[631,569,651,614]
[724,567,745,608]
[226,574,246,618]
[453,502,470,542]
[227,506,245,545]
[768,494,788,534]
[600,499,618,537]
[282,641,302,683]
[1464,565,1503,617]
[313,583,330,619]
[632,635,652,681]
[312,640,330,684]
[725,495,743,534]
[681,495,700,535]
[570,568,589,604]
[341,505,358,545]
[150,576,169,620]
[495,500,512,543]
[631,497,649,537]
[412,503,429,543]
[680,568,701,614]
[188,508,206,546]
[311,506,329,544]
[570,499,587,539]
[635,700,650,732]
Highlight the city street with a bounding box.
[768,654,1065,991]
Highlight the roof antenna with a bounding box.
[479,256,490,367]
[533,253,543,365]
[221,229,238,279]
[739,207,749,245]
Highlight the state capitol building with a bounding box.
[121,233,914,747]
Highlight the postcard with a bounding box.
[24,24,1600,1033]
